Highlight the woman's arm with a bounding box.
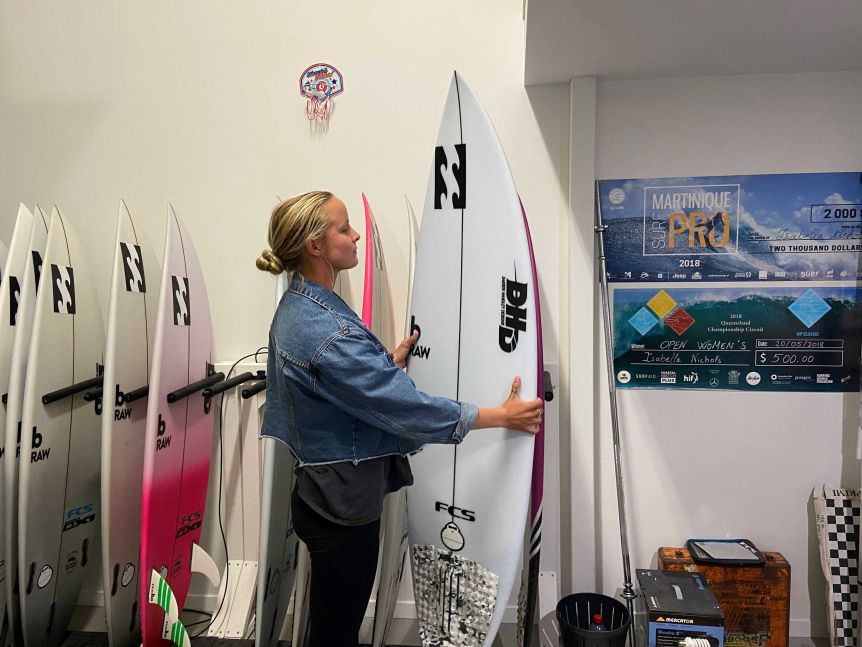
[393,334,543,434]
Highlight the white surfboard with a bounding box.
[101,201,157,647]
[363,194,407,647]
[18,207,105,647]
[3,205,49,647]
[406,72,539,647]
[255,436,300,647]
[0,205,35,646]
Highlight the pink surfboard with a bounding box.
[139,206,214,647]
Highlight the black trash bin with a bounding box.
[557,592,630,647]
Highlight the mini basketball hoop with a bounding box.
[300,63,343,124]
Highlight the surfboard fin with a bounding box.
[148,570,180,623]
[162,617,191,647]
[190,543,221,588]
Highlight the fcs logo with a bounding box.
[9,276,21,326]
[435,501,476,522]
[176,511,202,538]
[51,265,76,314]
[63,504,96,532]
[434,144,466,209]
[171,276,190,326]
[498,275,528,353]
[120,243,146,293]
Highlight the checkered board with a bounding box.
[815,487,861,647]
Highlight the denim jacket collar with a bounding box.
[289,274,355,319]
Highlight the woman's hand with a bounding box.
[474,377,543,434]
[392,330,420,369]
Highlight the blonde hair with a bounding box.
[256,191,334,275]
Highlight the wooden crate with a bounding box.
[657,547,790,647]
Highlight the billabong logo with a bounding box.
[51,264,76,314]
[121,243,146,293]
[9,276,20,325]
[172,276,190,325]
[32,250,43,287]
[434,144,466,209]
[498,275,528,352]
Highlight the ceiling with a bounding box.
[524,0,862,84]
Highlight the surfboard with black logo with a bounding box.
[102,201,157,647]
[0,205,34,646]
[406,72,541,647]
[17,207,104,647]
[139,205,214,647]
[4,205,49,647]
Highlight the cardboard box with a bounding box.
[637,569,725,647]
[658,547,790,647]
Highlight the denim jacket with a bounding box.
[261,276,478,466]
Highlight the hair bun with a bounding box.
[255,249,284,275]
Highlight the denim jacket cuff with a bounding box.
[452,402,479,443]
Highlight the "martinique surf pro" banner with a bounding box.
[598,172,862,392]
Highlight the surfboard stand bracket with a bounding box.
[124,384,149,403]
[543,370,554,402]
[202,371,257,399]
[166,364,224,409]
[42,375,103,404]
[241,375,266,400]
[206,559,257,639]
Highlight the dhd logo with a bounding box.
[498,275,528,353]
[51,264,76,314]
[172,276,190,326]
[120,243,146,293]
[434,144,466,210]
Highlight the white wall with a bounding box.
[566,70,862,638]
[0,0,568,367]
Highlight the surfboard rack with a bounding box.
[123,385,149,403]
[42,375,103,404]
[543,370,554,402]
[83,387,103,402]
[241,376,267,400]
[166,370,224,404]
[202,371,258,399]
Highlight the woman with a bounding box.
[256,191,543,647]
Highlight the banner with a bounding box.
[599,173,862,392]
[599,173,862,282]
